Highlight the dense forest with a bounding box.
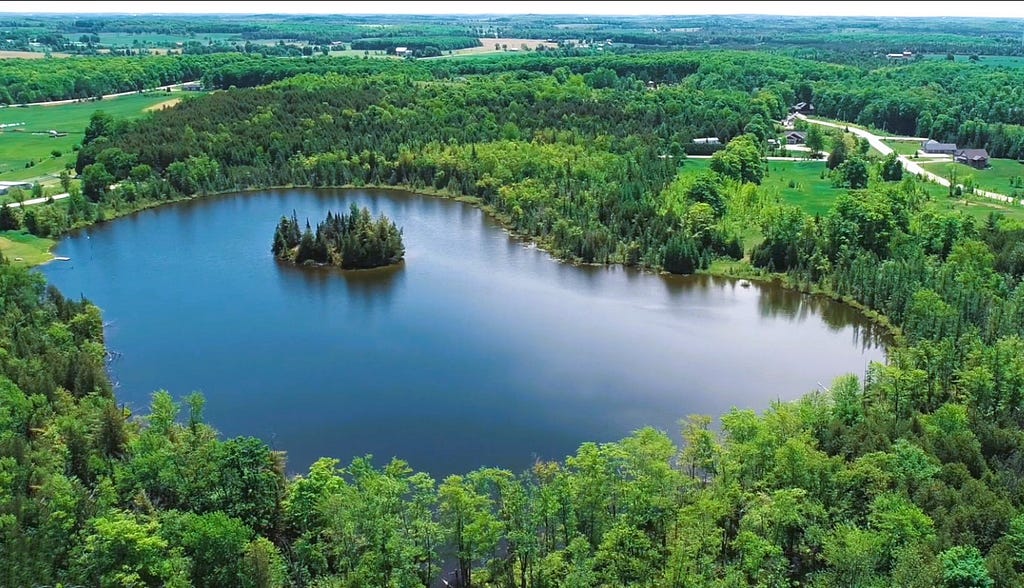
[273,205,405,269]
[4,13,1024,588]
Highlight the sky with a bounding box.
[2,1,1023,19]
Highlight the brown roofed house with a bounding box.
[955,148,990,169]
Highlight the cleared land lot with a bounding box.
[0,92,187,183]
[0,50,71,59]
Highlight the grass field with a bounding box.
[446,38,559,58]
[920,158,1024,197]
[0,230,54,266]
[684,157,1024,225]
[923,53,1024,68]
[883,139,925,156]
[97,31,239,49]
[0,50,72,59]
[0,91,193,183]
[762,160,847,216]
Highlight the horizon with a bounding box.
[2,1,1024,19]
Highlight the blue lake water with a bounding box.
[41,188,887,477]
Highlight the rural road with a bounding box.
[796,114,1023,205]
[3,192,70,208]
[3,81,199,108]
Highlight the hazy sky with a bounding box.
[3,1,1023,18]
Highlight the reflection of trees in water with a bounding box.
[755,283,890,353]
[660,273,710,297]
[276,260,406,311]
[756,282,811,322]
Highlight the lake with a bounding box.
[41,188,888,477]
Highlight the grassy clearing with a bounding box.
[920,158,1024,198]
[923,53,1024,68]
[144,98,182,112]
[97,31,239,49]
[0,50,72,59]
[0,230,54,266]
[883,139,924,156]
[762,160,846,216]
[0,91,190,183]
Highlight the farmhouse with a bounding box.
[182,82,202,92]
[955,148,990,169]
[785,131,806,145]
[692,137,721,145]
[0,181,33,196]
[921,139,957,154]
[394,46,413,57]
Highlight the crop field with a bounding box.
[0,91,192,182]
[923,53,1024,68]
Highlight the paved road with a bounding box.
[796,114,1022,205]
[3,192,70,208]
[688,154,827,162]
[3,81,199,108]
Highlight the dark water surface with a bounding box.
[41,188,887,477]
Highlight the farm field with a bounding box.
[0,91,192,183]
[444,38,559,57]
[0,50,72,59]
[923,53,1024,68]
[97,31,240,49]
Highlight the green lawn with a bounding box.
[883,139,924,156]
[762,160,847,216]
[919,158,1024,198]
[0,91,191,183]
[0,230,54,266]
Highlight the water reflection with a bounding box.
[275,260,406,312]
[41,187,888,477]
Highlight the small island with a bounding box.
[271,204,405,269]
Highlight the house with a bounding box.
[790,101,815,114]
[767,138,780,148]
[394,46,413,57]
[692,137,721,145]
[182,82,202,92]
[785,131,807,145]
[886,51,914,59]
[921,139,957,154]
[955,148,990,169]
[0,181,33,196]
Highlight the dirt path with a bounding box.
[2,192,70,208]
[145,98,181,111]
[5,81,199,108]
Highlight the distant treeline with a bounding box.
[8,47,1024,158]
[351,36,481,54]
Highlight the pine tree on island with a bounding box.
[272,203,404,269]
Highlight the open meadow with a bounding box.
[0,91,195,183]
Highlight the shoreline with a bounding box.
[32,181,902,350]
